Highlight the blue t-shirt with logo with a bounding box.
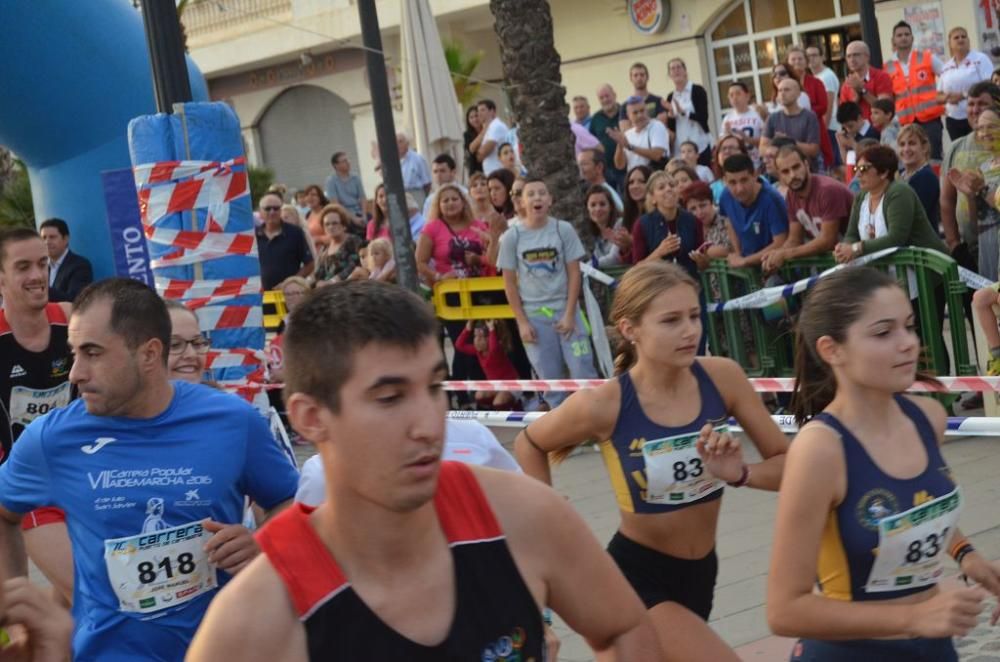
[718,179,789,256]
[0,381,299,661]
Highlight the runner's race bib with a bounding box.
[642,426,726,505]
[865,488,961,593]
[9,382,71,427]
[104,521,217,614]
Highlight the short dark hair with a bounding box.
[836,101,863,125]
[770,136,797,150]
[330,151,347,167]
[775,144,809,164]
[283,281,439,412]
[728,81,749,94]
[679,140,699,152]
[893,20,912,35]
[872,98,895,117]
[39,218,70,237]
[73,278,172,365]
[722,153,756,175]
[579,148,603,167]
[629,62,649,75]
[968,81,1000,103]
[521,174,547,188]
[859,144,899,180]
[722,154,757,174]
[477,99,497,112]
[432,153,456,169]
[0,228,41,269]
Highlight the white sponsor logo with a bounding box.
[185,490,200,501]
[9,364,26,378]
[81,437,118,455]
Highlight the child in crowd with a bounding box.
[498,176,598,408]
[362,237,396,282]
[870,98,900,150]
[454,320,521,409]
[835,101,880,166]
[679,140,716,183]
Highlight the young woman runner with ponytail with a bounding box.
[768,267,1000,661]
[514,261,788,659]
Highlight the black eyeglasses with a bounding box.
[169,337,210,354]
[262,206,281,212]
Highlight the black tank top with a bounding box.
[0,304,73,459]
[257,461,546,661]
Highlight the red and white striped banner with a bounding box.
[133,157,245,187]
[144,226,257,256]
[204,348,265,370]
[151,250,234,269]
[195,305,263,332]
[156,276,261,300]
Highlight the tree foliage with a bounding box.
[443,40,483,107]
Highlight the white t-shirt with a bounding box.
[623,119,670,171]
[814,67,841,131]
[938,51,995,120]
[482,117,511,175]
[767,93,811,115]
[720,108,764,141]
[294,419,521,506]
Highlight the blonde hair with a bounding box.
[278,276,311,293]
[610,261,699,374]
[280,204,303,225]
[428,183,473,225]
[366,238,393,271]
[896,123,930,160]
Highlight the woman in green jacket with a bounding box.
[834,144,953,375]
[834,145,948,263]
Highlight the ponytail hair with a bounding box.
[790,267,940,425]
[610,261,699,375]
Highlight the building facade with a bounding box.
[185,0,988,194]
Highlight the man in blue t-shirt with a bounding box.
[718,153,789,268]
[0,279,299,662]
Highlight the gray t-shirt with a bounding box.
[765,108,821,171]
[324,173,366,217]
[497,218,585,312]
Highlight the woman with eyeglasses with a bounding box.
[313,203,363,285]
[709,134,749,203]
[164,300,212,384]
[768,64,811,116]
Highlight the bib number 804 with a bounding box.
[137,553,197,584]
[905,528,949,564]
[672,459,704,482]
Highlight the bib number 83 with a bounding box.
[905,528,949,564]
[137,553,197,584]
[672,458,704,482]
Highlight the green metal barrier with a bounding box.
[703,249,974,379]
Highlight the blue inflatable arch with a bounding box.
[0,1,208,278]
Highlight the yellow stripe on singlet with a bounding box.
[599,439,636,513]
[816,512,852,601]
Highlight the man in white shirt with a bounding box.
[396,132,432,207]
[471,99,510,175]
[807,44,842,166]
[609,96,669,172]
[577,148,624,213]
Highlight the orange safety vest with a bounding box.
[890,50,944,124]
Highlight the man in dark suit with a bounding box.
[39,218,93,303]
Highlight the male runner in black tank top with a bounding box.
[188,281,663,662]
[0,228,76,602]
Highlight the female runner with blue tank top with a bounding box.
[514,261,789,659]
[767,267,1000,661]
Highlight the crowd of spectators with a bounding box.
[256,22,1000,408]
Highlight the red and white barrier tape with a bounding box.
[194,304,263,332]
[204,348,265,370]
[157,276,261,300]
[133,157,245,187]
[144,226,257,257]
[217,376,1000,394]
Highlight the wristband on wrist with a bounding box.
[542,608,553,626]
[727,463,751,488]
[953,542,975,567]
[852,241,863,257]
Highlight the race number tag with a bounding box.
[104,521,217,614]
[9,382,71,427]
[865,488,961,593]
[641,426,726,505]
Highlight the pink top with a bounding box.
[422,218,490,277]
[365,219,391,241]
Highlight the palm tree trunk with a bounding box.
[489,0,589,250]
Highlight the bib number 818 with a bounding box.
[137,553,196,584]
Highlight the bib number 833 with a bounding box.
[905,528,949,564]
[672,458,704,482]
[138,553,197,584]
